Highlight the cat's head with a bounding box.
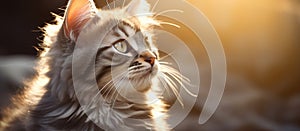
[61,0,161,101]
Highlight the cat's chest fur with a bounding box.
[1,0,172,131]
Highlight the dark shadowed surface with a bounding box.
[0,0,114,56]
[0,0,67,56]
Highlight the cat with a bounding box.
[0,0,186,130]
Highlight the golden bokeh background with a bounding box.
[97,0,300,130]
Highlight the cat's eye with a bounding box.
[113,40,128,53]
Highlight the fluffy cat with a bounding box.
[0,0,185,130]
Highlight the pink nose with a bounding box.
[144,57,155,66]
[140,51,156,66]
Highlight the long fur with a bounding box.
[0,0,189,130]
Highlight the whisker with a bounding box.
[100,71,127,94]
[160,65,197,97]
[102,84,115,101]
[157,75,171,97]
[111,78,125,109]
[128,65,144,71]
[111,76,126,102]
[99,78,115,93]
[159,21,181,28]
[164,71,197,97]
[82,84,103,109]
[154,9,184,18]
[86,71,126,108]
[109,75,128,114]
[105,75,121,101]
[152,9,183,29]
[160,65,191,82]
[158,61,172,65]
[134,13,156,17]
[162,74,184,106]
[105,0,120,24]
[87,71,127,108]
[151,0,160,12]
[122,0,126,8]
[103,73,127,100]
[159,51,174,60]
[86,75,120,108]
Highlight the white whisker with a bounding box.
[110,76,126,109]
[151,0,160,12]
[135,13,156,17]
[86,72,124,108]
[128,65,143,71]
[85,85,103,109]
[159,64,197,98]
[159,21,181,28]
[165,71,197,97]
[159,51,174,60]
[162,73,183,106]
[163,71,196,97]
[105,0,120,24]
[88,71,127,108]
[157,75,171,96]
[105,74,127,119]
[86,72,125,108]
[122,0,126,8]
[158,61,172,65]
[101,71,127,94]
[160,65,191,83]
[154,9,183,18]
[152,9,183,29]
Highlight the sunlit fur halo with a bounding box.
[0,0,194,130]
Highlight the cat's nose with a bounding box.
[140,51,156,66]
[144,57,155,67]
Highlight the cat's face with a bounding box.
[97,21,159,92]
[93,11,161,102]
[92,20,160,100]
[63,0,160,101]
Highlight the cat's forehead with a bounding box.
[95,9,159,30]
[96,9,130,21]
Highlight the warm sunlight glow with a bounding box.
[147,92,168,131]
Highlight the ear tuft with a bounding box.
[64,0,97,40]
[125,0,150,16]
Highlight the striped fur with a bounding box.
[0,0,183,131]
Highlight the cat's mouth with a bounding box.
[127,61,158,79]
[125,63,158,92]
[127,65,153,79]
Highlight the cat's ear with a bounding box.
[63,0,97,40]
[125,0,150,16]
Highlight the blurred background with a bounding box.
[0,0,299,130]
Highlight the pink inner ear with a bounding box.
[64,0,96,40]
